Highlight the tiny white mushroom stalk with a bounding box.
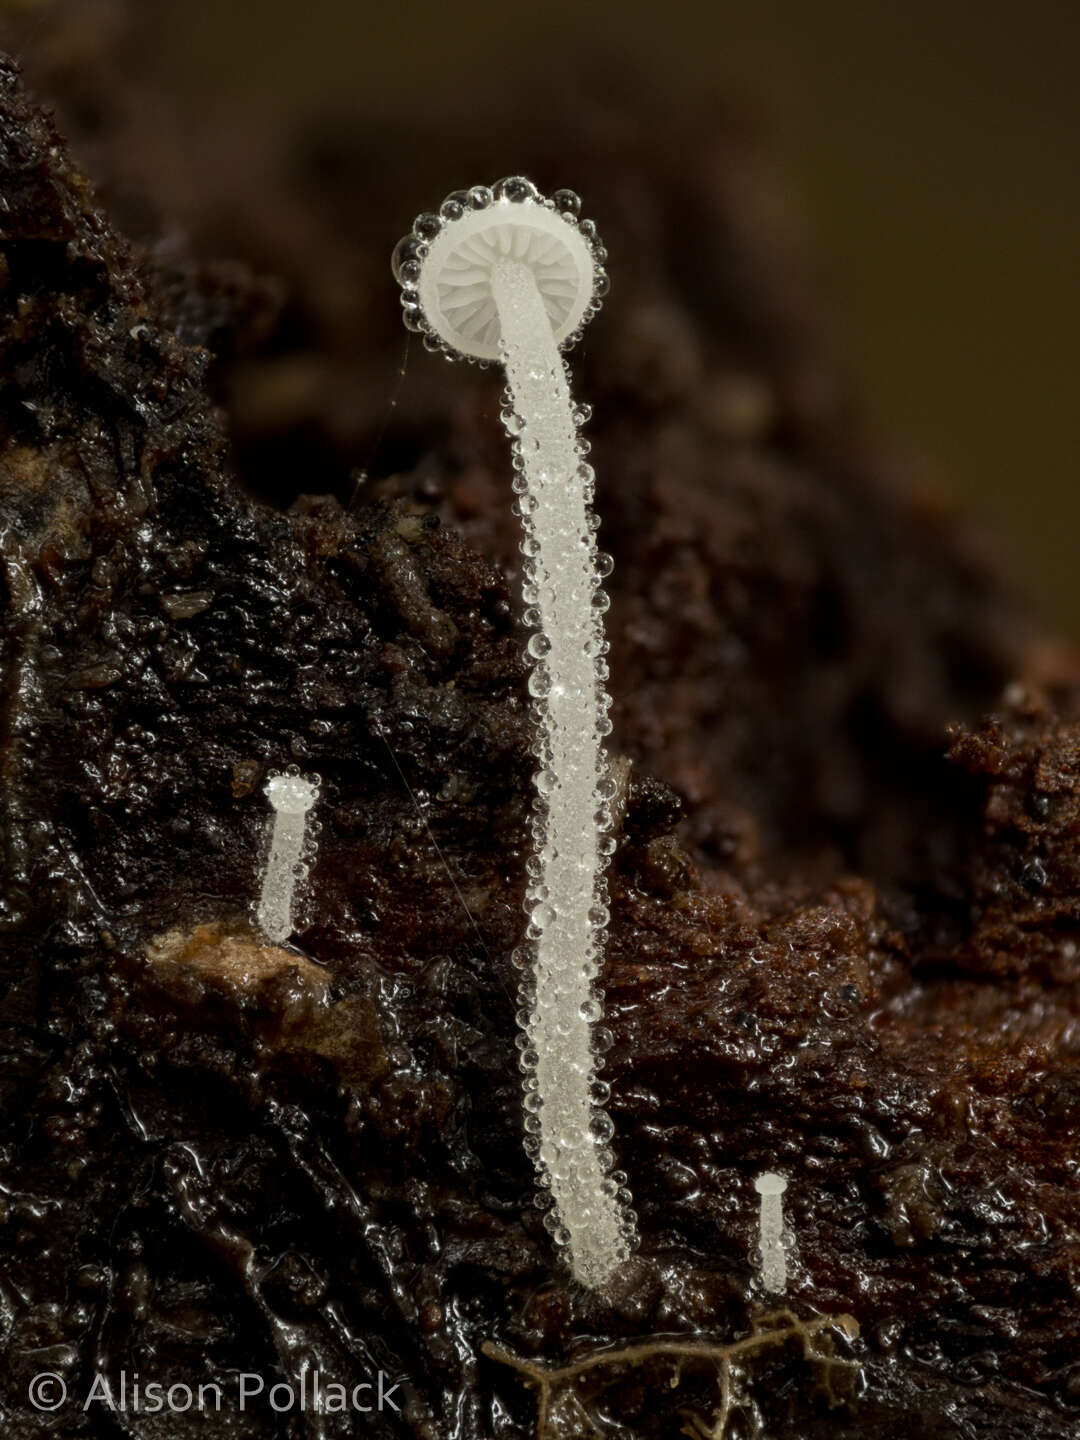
[393,178,637,1288]
[256,769,320,944]
[754,1172,789,1295]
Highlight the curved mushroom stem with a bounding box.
[493,258,634,1289]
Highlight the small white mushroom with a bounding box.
[256,770,319,945]
[754,1171,789,1295]
[393,179,635,1289]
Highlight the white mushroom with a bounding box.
[393,179,635,1289]
[754,1171,789,1295]
[256,769,319,945]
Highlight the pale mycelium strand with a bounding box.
[754,1171,789,1295]
[256,771,319,945]
[393,181,636,1289]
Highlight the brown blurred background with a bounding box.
[30,0,1080,625]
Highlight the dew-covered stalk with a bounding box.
[495,260,633,1288]
[256,770,319,944]
[754,1172,789,1295]
[393,178,637,1288]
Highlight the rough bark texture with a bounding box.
[1,9,1078,1437]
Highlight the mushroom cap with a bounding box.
[393,180,607,363]
[265,772,319,815]
[754,1171,788,1196]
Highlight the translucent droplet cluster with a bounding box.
[393,180,634,1289]
[255,766,321,945]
